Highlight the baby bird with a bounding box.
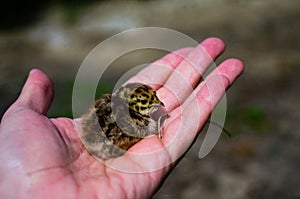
[80,83,166,160]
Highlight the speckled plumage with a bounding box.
[80,83,166,160]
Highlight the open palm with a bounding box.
[0,38,243,199]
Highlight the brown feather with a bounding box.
[80,83,166,160]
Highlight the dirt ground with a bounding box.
[0,0,299,198]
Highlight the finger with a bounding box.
[163,59,244,161]
[11,69,54,115]
[157,37,225,111]
[125,47,193,89]
[193,58,245,96]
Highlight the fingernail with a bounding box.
[29,69,39,77]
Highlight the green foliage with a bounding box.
[59,0,108,22]
[95,82,114,98]
[48,79,113,118]
[226,104,270,135]
[48,79,74,118]
[243,106,265,127]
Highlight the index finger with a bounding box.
[157,37,225,111]
[125,48,193,89]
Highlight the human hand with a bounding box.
[0,38,243,199]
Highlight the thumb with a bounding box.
[11,69,54,115]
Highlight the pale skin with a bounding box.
[0,38,243,199]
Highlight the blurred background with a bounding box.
[0,0,299,198]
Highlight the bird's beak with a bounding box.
[150,105,167,122]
